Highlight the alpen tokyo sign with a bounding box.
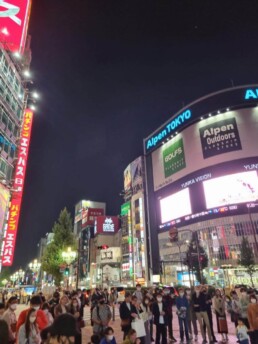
[0,0,31,53]
[2,110,34,266]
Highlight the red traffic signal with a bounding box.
[97,245,109,250]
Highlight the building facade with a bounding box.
[144,85,258,286]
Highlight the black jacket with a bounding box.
[152,301,168,325]
[192,292,208,312]
[119,301,137,327]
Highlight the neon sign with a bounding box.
[0,0,31,53]
[2,109,33,266]
[146,109,192,150]
[244,89,258,100]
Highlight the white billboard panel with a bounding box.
[203,171,258,209]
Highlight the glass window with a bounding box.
[2,113,8,127]
[0,159,7,174]
[4,142,9,153]
[10,146,15,158]
[7,120,13,132]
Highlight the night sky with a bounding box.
[14,1,258,268]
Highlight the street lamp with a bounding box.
[29,259,41,285]
[62,247,76,289]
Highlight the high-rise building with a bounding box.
[144,85,258,287]
[0,1,34,267]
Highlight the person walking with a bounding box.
[133,284,143,304]
[109,288,117,321]
[54,295,70,318]
[192,286,213,344]
[18,309,41,344]
[120,292,138,340]
[202,287,217,343]
[247,294,258,344]
[17,295,48,335]
[2,296,18,344]
[163,287,176,343]
[213,289,228,343]
[99,326,117,344]
[185,287,198,342]
[239,288,250,329]
[70,297,83,330]
[152,292,168,344]
[176,288,190,344]
[92,295,112,338]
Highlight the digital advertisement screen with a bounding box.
[160,188,192,224]
[203,171,258,209]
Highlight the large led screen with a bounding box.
[203,171,258,209]
[160,188,192,224]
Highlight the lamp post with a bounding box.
[29,259,41,286]
[62,247,76,289]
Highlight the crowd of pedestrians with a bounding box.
[0,284,258,344]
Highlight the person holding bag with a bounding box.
[120,293,138,340]
[131,296,146,344]
[213,289,228,343]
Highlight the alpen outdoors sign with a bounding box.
[199,117,242,159]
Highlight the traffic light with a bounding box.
[64,268,69,276]
[97,245,109,250]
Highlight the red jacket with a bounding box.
[17,308,48,334]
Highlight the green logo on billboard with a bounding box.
[163,138,186,178]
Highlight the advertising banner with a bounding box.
[95,216,119,235]
[124,164,132,193]
[82,208,104,228]
[131,156,144,194]
[152,109,258,191]
[0,0,32,53]
[2,109,33,266]
[100,247,121,263]
[0,183,10,233]
[199,117,242,159]
[163,138,186,178]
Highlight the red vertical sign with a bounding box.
[2,109,33,266]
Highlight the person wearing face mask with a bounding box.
[212,289,228,343]
[70,297,83,330]
[99,326,117,344]
[239,288,250,329]
[54,295,70,318]
[134,284,143,304]
[16,295,47,336]
[247,294,258,344]
[162,287,176,343]
[202,287,217,343]
[176,288,190,344]
[120,293,138,340]
[2,296,18,344]
[140,296,152,344]
[42,303,54,326]
[18,309,40,344]
[152,292,168,344]
[192,286,213,344]
[92,295,112,337]
[185,287,198,342]
[48,292,60,318]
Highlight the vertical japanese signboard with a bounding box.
[2,109,33,266]
[0,0,32,53]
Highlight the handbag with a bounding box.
[121,318,130,327]
[218,316,228,333]
[131,318,146,337]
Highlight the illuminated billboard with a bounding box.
[2,109,33,266]
[94,216,120,235]
[203,171,258,209]
[0,0,32,53]
[0,184,10,234]
[160,188,192,224]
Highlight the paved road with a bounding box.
[16,304,239,344]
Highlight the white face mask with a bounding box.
[107,335,114,341]
[179,293,184,297]
[164,291,169,295]
[157,297,162,302]
[251,299,257,304]
[33,306,40,311]
[137,287,141,291]
[43,309,48,314]
[10,304,17,311]
[30,316,37,323]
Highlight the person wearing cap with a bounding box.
[41,313,81,344]
[120,292,138,340]
[92,294,112,337]
[16,295,48,336]
[2,296,18,344]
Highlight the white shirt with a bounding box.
[158,302,164,324]
[126,302,131,311]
